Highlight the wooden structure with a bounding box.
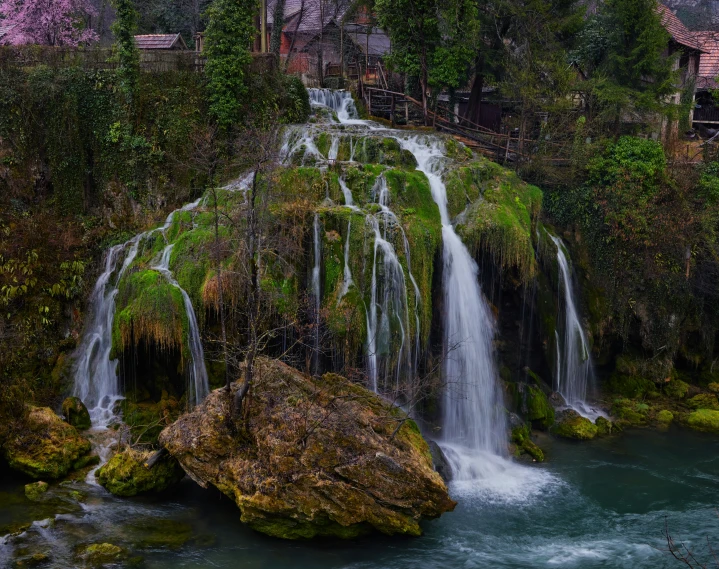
[134,34,189,51]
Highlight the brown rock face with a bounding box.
[159,358,455,539]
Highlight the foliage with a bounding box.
[110,0,141,107]
[204,0,257,129]
[0,0,98,46]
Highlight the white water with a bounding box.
[152,244,209,408]
[311,213,322,373]
[549,234,602,420]
[73,197,210,434]
[337,178,357,303]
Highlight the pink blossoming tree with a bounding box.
[0,0,98,46]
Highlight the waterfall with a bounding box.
[397,136,507,464]
[72,198,209,429]
[311,214,322,373]
[308,88,359,122]
[549,234,599,419]
[152,244,210,409]
[338,178,357,303]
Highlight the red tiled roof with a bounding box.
[694,31,719,89]
[134,34,187,50]
[658,4,703,51]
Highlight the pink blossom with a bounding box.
[0,0,98,46]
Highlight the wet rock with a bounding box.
[687,409,719,433]
[61,397,91,430]
[428,441,452,483]
[24,481,49,501]
[160,358,456,540]
[3,407,92,479]
[548,391,566,407]
[551,409,598,440]
[656,409,674,430]
[708,383,719,394]
[511,425,545,462]
[595,416,614,436]
[13,553,50,567]
[126,518,192,549]
[687,393,719,410]
[665,379,690,399]
[82,543,125,565]
[96,447,184,496]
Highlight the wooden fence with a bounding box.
[0,46,276,74]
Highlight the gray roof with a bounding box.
[134,34,188,50]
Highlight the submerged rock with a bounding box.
[428,441,453,482]
[96,447,184,496]
[510,424,545,462]
[24,481,49,501]
[81,543,125,565]
[61,397,91,430]
[552,409,598,440]
[160,358,456,539]
[2,407,92,479]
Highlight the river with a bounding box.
[3,427,718,568]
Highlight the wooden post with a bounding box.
[260,0,267,52]
[391,93,395,127]
[405,101,409,123]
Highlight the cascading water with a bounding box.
[549,234,601,420]
[311,213,322,374]
[396,136,508,473]
[73,198,210,432]
[152,244,210,408]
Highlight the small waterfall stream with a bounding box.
[72,198,210,432]
[549,234,601,420]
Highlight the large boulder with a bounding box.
[2,407,92,479]
[61,396,91,430]
[96,447,185,496]
[687,409,719,433]
[159,358,456,540]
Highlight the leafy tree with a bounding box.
[204,0,258,130]
[0,0,98,45]
[111,0,141,107]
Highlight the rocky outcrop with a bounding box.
[96,447,185,496]
[61,396,91,430]
[2,407,92,479]
[159,358,456,540]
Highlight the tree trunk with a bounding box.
[420,50,429,126]
[464,72,484,127]
[284,0,305,72]
[270,0,285,57]
[233,171,260,417]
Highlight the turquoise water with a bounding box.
[3,427,719,568]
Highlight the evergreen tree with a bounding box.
[204,0,258,130]
[111,0,140,107]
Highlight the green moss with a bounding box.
[611,398,649,427]
[687,393,719,410]
[112,269,189,358]
[526,385,555,430]
[96,448,185,497]
[511,425,545,461]
[83,543,125,564]
[687,409,719,433]
[552,412,598,440]
[656,409,674,426]
[451,159,542,282]
[595,416,614,436]
[24,481,49,501]
[61,396,91,430]
[665,379,690,399]
[605,373,657,399]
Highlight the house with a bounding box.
[658,4,704,100]
[691,31,719,126]
[134,34,188,51]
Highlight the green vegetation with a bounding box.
[96,448,185,496]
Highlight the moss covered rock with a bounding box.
[611,398,649,427]
[82,543,125,565]
[665,379,690,399]
[2,407,92,479]
[552,410,598,440]
[24,481,49,501]
[687,409,719,433]
[656,409,674,429]
[510,425,545,462]
[595,416,614,436]
[96,447,184,497]
[160,358,455,539]
[61,397,91,430]
[687,393,719,410]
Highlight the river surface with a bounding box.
[2,427,718,568]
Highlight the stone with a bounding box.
[160,358,456,540]
[687,409,719,433]
[96,447,184,497]
[12,552,49,567]
[82,543,125,565]
[687,393,719,410]
[656,409,674,429]
[61,396,91,430]
[708,383,719,394]
[595,416,613,436]
[548,391,566,407]
[2,407,92,479]
[665,379,690,399]
[24,481,49,501]
[552,409,598,440]
[428,441,452,483]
